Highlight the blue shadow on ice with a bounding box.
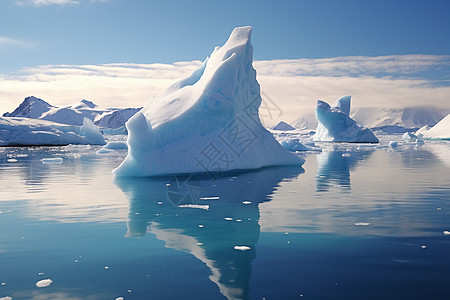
[114,165,303,300]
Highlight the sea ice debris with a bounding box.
[234,246,251,251]
[35,279,53,288]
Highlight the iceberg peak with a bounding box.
[113,26,303,177]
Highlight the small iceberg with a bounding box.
[312,96,379,143]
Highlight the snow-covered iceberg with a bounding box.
[0,117,105,146]
[113,26,303,177]
[312,96,379,143]
[415,114,450,140]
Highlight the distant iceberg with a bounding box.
[312,96,379,143]
[0,117,105,146]
[271,121,295,131]
[415,114,450,140]
[113,26,303,177]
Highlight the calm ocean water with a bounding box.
[0,139,449,299]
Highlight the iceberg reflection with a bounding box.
[316,146,374,192]
[115,166,303,300]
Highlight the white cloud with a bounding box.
[16,0,80,6]
[1,55,449,126]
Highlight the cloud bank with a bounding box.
[1,55,449,125]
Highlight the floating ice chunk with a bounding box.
[113,26,303,177]
[242,201,252,205]
[421,245,427,249]
[280,138,314,151]
[354,222,371,226]
[198,224,204,228]
[224,217,233,221]
[104,266,109,270]
[444,231,450,235]
[41,157,63,164]
[0,297,12,300]
[388,141,398,148]
[36,279,53,288]
[115,297,124,300]
[178,204,209,210]
[234,246,251,251]
[402,132,419,141]
[96,148,113,154]
[312,96,379,143]
[342,153,351,157]
[199,196,220,200]
[6,159,18,163]
[103,141,128,150]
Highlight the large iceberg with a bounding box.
[416,114,450,140]
[312,96,379,143]
[113,26,303,177]
[0,117,105,146]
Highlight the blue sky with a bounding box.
[1,0,450,121]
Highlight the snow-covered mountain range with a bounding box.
[3,96,141,129]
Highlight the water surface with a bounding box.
[0,140,449,299]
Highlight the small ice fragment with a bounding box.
[437,207,442,210]
[74,260,78,263]
[196,242,203,246]
[157,202,162,205]
[199,196,220,200]
[116,297,124,300]
[128,290,132,293]
[38,272,44,275]
[166,183,170,186]
[242,201,251,205]
[234,245,251,251]
[41,157,63,164]
[236,219,242,222]
[36,279,53,288]
[1,282,6,286]
[443,231,450,235]
[224,217,233,221]
[0,297,12,300]
[178,204,209,210]
[421,245,426,249]
[354,222,371,226]
[388,141,398,148]
[7,159,17,163]
[285,232,289,235]
[287,241,291,244]
[96,148,113,154]
[342,153,351,157]
[198,224,204,228]
[104,266,109,270]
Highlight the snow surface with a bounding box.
[0,117,105,146]
[312,96,379,143]
[113,26,303,177]
[4,97,140,129]
[415,114,450,140]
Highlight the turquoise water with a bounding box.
[0,141,449,299]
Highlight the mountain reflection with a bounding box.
[115,166,303,300]
[316,147,374,192]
